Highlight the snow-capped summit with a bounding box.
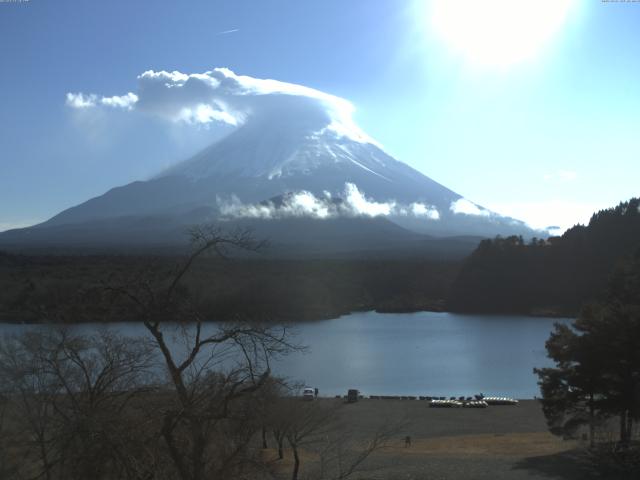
[159,122,389,182]
[150,68,401,185]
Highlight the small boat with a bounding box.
[482,396,518,406]
[462,400,488,408]
[429,399,463,408]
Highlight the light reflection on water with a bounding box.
[0,311,571,399]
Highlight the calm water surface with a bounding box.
[0,311,571,399]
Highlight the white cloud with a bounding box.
[292,191,331,218]
[220,191,332,220]
[411,202,440,220]
[219,197,276,219]
[219,183,440,221]
[100,92,138,110]
[176,103,241,126]
[66,92,97,108]
[343,182,394,216]
[450,198,490,217]
[65,68,378,145]
[67,92,138,111]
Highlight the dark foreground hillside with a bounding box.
[1,395,618,480]
[447,198,640,315]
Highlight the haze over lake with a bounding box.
[0,311,570,399]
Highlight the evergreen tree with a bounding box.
[535,248,640,445]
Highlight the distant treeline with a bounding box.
[447,198,640,316]
[0,253,459,323]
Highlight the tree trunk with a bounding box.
[162,414,192,480]
[589,392,595,449]
[273,432,284,459]
[620,410,628,444]
[191,421,206,480]
[37,435,53,480]
[262,426,268,449]
[291,444,300,480]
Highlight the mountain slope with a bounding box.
[41,131,461,228]
[1,68,538,254]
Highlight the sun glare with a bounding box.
[428,0,576,68]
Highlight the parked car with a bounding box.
[302,387,315,400]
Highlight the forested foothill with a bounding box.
[0,252,458,324]
[448,198,640,316]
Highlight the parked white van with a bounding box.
[302,387,315,400]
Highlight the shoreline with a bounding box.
[0,307,575,325]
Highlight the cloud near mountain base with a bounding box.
[218,183,440,221]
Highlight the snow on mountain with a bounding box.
[159,124,390,182]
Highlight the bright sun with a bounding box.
[428,0,576,68]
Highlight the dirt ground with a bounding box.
[269,398,615,480]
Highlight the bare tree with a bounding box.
[264,381,304,461]
[0,226,300,480]
[0,328,157,480]
[285,400,336,480]
[0,390,18,479]
[0,331,61,480]
[254,376,288,452]
[104,226,299,480]
[269,403,289,461]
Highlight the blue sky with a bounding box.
[0,0,639,232]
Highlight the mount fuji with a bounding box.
[0,68,538,256]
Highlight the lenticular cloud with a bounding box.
[219,183,440,221]
[65,67,376,145]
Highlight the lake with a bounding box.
[0,311,570,399]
